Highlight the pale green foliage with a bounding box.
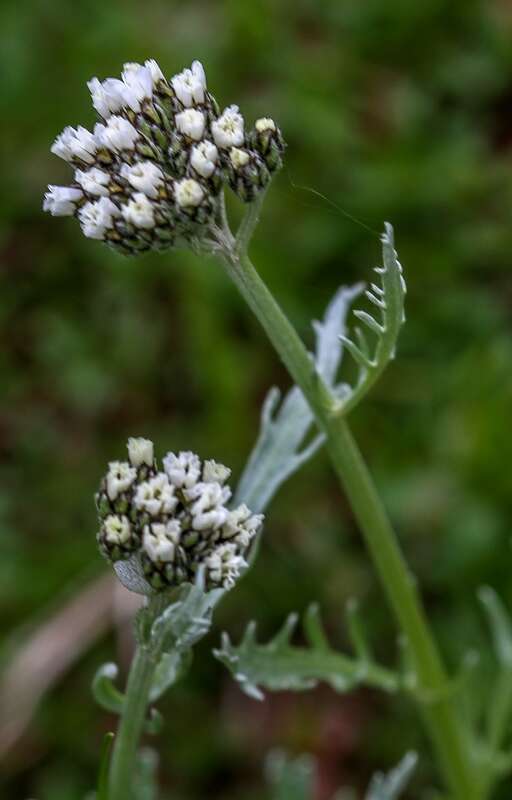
[234,283,363,513]
[213,603,400,701]
[365,752,418,800]
[338,224,406,414]
[264,750,417,800]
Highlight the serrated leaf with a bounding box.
[214,608,399,701]
[339,223,406,415]
[234,284,363,513]
[365,752,418,800]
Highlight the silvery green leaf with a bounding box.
[114,553,153,596]
[151,580,224,653]
[214,607,399,701]
[149,649,193,702]
[265,750,316,800]
[365,752,418,800]
[148,577,224,701]
[234,284,363,513]
[339,223,406,415]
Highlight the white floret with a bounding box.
[99,116,139,152]
[175,108,206,141]
[143,520,181,563]
[120,161,164,199]
[171,60,207,107]
[43,185,83,216]
[51,125,98,164]
[78,197,120,240]
[174,178,204,208]
[106,461,137,501]
[75,167,110,197]
[103,514,132,545]
[121,193,156,229]
[211,105,244,149]
[127,437,154,468]
[163,451,201,489]
[134,473,178,517]
[190,140,218,179]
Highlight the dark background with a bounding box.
[1,1,511,797]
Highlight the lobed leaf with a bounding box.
[338,223,406,415]
[214,605,399,701]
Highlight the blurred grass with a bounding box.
[1,0,512,797]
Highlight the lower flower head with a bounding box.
[96,439,264,593]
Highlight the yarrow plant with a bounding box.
[45,58,512,800]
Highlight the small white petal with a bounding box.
[51,125,98,164]
[121,193,155,229]
[100,116,139,152]
[255,117,276,133]
[144,59,165,86]
[43,185,83,216]
[79,197,119,240]
[103,514,132,545]
[211,105,244,149]
[190,140,218,178]
[174,178,204,208]
[229,147,250,169]
[75,167,110,197]
[175,108,206,140]
[127,437,154,467]
[120,161,164,199]
[105,461,137,500]
[163,451,201,489]
[171,61,207,107]
[143,520,181,563]
[122,65,153,104]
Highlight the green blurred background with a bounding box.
[1,0,512,797]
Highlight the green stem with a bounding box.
[220,247,478,800]
[108,643,158,800]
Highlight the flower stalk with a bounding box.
[218,238,479,800]
[107,629,159,800]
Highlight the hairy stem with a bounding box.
[108,644,158,800]
[219,246,478,800]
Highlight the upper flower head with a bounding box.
[45,59,285,255]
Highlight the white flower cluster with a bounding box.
[96,438,264,591]
[44,59,285,255]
